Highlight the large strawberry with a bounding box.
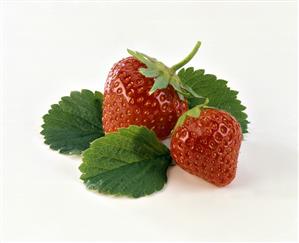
[170,105,242,186]
[103,42,203,139]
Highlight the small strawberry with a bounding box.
[103,42,203,139]
[170,104,242,186]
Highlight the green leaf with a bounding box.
[41,89,104,154]
[79,126,171,198]
[178,68,249,133]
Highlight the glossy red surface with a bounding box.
[103,57,188,139]
[171,108,242,186]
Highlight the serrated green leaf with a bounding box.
[41,89,104,154]
[178,68,249,133]
[79,126,171,198]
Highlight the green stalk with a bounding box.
[171,41,201,71]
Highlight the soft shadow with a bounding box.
[230,140,297,189]
[167,140,297,191]
[167,165,217,192]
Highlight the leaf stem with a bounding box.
[171,41,201,71]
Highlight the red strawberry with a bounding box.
[102,57,188,139]
[102,42,202,139]
[170,106,242,186]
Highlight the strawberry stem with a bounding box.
[171,41,201,71]
[202,97,209,107]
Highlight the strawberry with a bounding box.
[103,57,188,139]
[103,42,203,139]
[170,105,242,186]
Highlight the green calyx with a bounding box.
[173,98,209,130]
[127,41,203,100]
[128,42,249,135]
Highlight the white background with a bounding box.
[1,1,297,242]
